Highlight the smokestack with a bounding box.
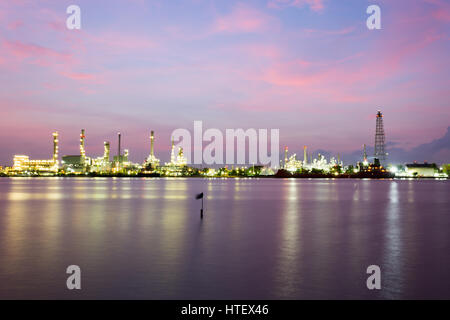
[150,130,155,157]
[363,144,367,163]
[80,129,86,164]
[53,132,59,166]
[284,146,288,169]
[117,132,121,158]
[303,146,307,164]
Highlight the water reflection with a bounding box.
[275,180,301,298]
[0,178,449,299]
[382,181,404,298]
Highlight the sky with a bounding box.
[0,0,449,165]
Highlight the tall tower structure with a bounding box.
[146,131,160,168]
[363,144,368,163]
[374,110,386,161]
[80,129,86,165]
[53,132,59,164]
[176,147,187,167]
[284,147,288,169]
[150,131,155,157]
[170,137,176,164]
[104,141,110,162]
[117,132,121,158]
[303,146,308,165]
[52,132,59,170]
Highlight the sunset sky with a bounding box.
[0,0,449,164]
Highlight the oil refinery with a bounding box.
[1,111,448,178]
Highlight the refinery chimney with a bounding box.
[303,146,307,165]
[284,147,288,169]
[150,131,155,157]
[80,129,86,165]
[363,144,368,163]
[117,132,121,158]
[53,132,59,167]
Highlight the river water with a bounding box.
[0,177,449,299]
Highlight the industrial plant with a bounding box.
[0,111,448,178]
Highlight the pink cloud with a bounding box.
[433,7,450,22]
[424,0,450,21]
[1,40,73,67]
[59,72,105,85]
[213,4,276,33]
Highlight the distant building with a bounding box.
[405,163,437,177]
[11,132,59,173]
[144,131,160,169]
[61,155,85,173]
[161,139,188,176]
[443,164,450,175]
[13,155,56,173]
[284,153,303,172]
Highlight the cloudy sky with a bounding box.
[0,0,449,165]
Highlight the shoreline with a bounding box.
[0,175,447,180]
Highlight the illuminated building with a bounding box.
[145,131,160,169]
[303,153,342,172]
[357,144,370,172]
[12,132,60,174]
[113,132,129,169]
[284,153,303,172]
[162,138,188,176]
[13,155,30,171]
[176,147,187,166]
[260,167,275,176]
[282,146,343,173]
[104,141,110,163]
[165,138,187,167]
[89,141,112,173]
[61,129,91,173]
[405,163,438,177]
[61,155,84,173]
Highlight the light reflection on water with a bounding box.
[0,178,449,299]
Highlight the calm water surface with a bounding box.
[0,177,449,299]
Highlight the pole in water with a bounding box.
[196,192,204,219]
